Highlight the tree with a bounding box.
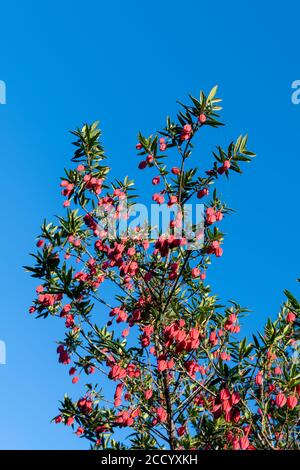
[26,87,300,450]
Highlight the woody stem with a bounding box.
[162,369,176,450]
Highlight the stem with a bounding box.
[162,369,176,449]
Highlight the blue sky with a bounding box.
[1,0,300,449]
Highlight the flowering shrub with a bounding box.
[26,87,299,450]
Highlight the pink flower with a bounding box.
[231,392,241,405]
[146,154,154,163]
[215,210,223,221]
[191,267,200,278]
[76,426,84,436]
[287,311,296,323]
[144,389,153,400]
[152,193,165,204]
[152,176,160,185]
[159,137,167,151]
[127,247,135,256]
[276,392,287,408]
[114,383,124,407]
[66,416,74,426]
[110,307,127,323]
[177,426,186,437]
[197,188,209,199]
[180,124,192,141]
[156,407,167,423]
[108,364,127,381]
[138,160,147,170]
[198,113,207,123]
[220,388,231,401]
[65,314,75,328]
[157,355,168,372]
[207,240,223,257]
[255,371,263,386]
[206,207,216,225]
[77,398,93,414]
[168,195,178,207]
[171,167,180,175]
[287,395,298,410]
[218,160,231,174]
[239,436,249,450]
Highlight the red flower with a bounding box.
[206,207,216,225]
[177,425,186,437]
[152,193,165,205]
[197,188,209,199]
[66,417,74,426]
[156,407,167,423]
[180,124,192,141]
[115,410,134,427]
[76,427,84,436]
[255,371,263,386]
[239,436,249,450]
[138,160,147,170]
[171,167,180,175]
[152,176,160,185]
[276,392,287,408]
[231,391,241,405]
[144,389,153,400]
[198,113,207,123]
[114,383,124,407]
[191,267,200,278]
[287,311,296,323]
[287,395,298,410]
[110,307,128,323]
[220,388,231,401]
[108,364,127,381]
[77,398,93,414]
[159,137,167,151]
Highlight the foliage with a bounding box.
[26,87,299,450]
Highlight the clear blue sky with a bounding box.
[1,0,300,449]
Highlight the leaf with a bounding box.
[207,85,218,103]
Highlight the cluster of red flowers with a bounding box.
[115,408,140,427]
[57,345,71,365]
[180,124,192,141]
[27,92,299,450]
[83,174,103,194]
[211,388,241,424]
[154,235,183,257]
[108,362,140,381]
[164,320,201,353]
